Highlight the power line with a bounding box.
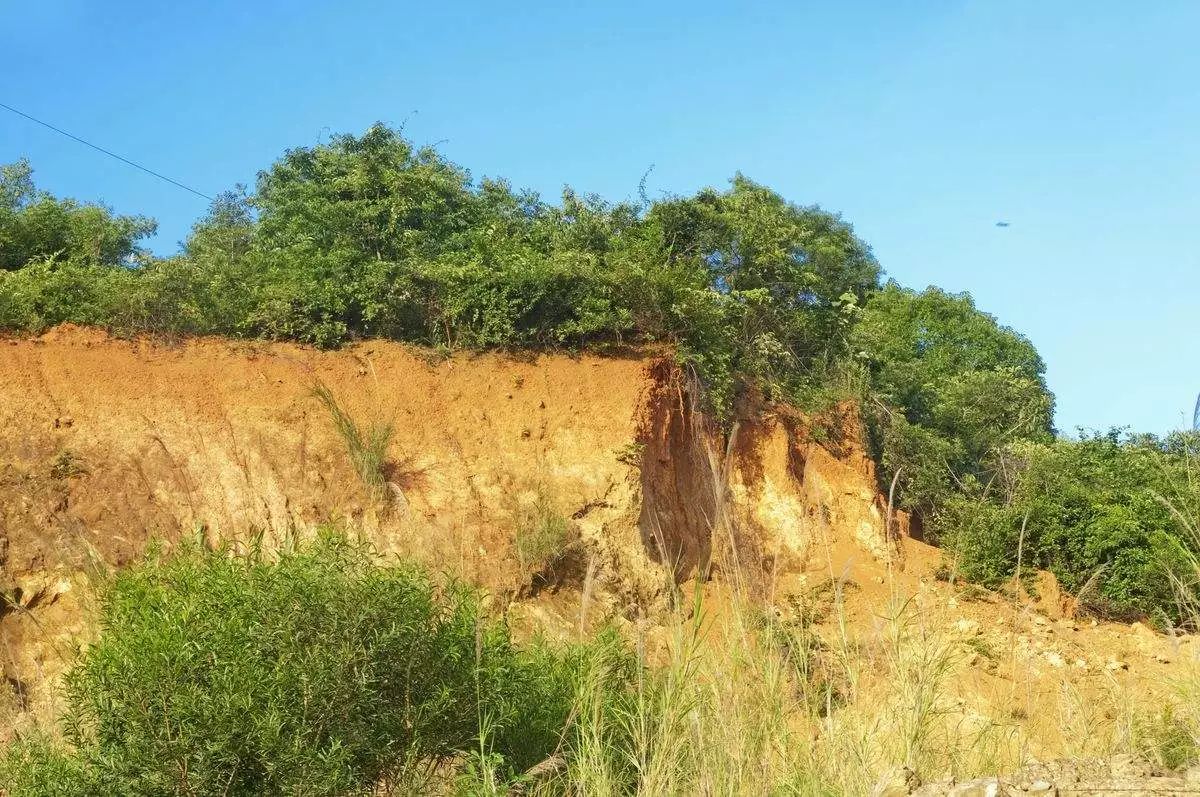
[0,101,213,201]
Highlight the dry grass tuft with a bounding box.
[536,562,1200,795]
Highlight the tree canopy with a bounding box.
[0,160,156,271]
[853,283,1055,512]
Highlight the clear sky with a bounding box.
[4,1,1198,435]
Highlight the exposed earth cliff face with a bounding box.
[0,325,896,595]
[0,327,1195,794]
[0,326,899,726]
[0,325,658,596]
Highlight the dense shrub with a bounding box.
[0,533,589,795]
[939,431,1200,621]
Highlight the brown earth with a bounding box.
[0,325,1195,793]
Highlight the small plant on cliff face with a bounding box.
[311,382,393,503]
[513,491,578,586]
[49,449,88,480]
[614,441,645,468]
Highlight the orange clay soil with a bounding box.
[0,324,1194,770]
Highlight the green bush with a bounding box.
[0,533,584,795]
[0,256,138,331]
[939,432,1200,622]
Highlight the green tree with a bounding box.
[0,160,156,270]
[650,176,880,405]
[242,125,478,345]
[853,283,1055,512]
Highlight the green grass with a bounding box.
[311,382,394,504]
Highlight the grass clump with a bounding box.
[0,532,588,795]
[1134,706,1200,771]
[312,382,393,503]
[513,491,578,589]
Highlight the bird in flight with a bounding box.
[995,221,1011,228]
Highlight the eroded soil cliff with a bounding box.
[0,327,1193,794]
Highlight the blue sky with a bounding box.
[4,1,1198,434]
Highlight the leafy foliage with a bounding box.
[0,160,156,271]
[0,126,876,417]
[0,534,588,794]
[940,431,1200,621]
[846,284,1200,619]
[853,282,1055,512]
[647,175,879,407]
